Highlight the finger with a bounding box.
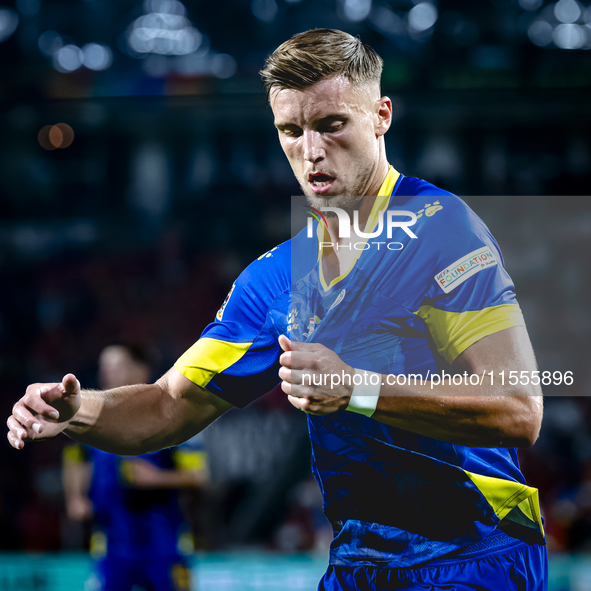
[278,367,309,385]
[37,377,78,406]
[7,432,24,450]
[279,350,292,368]
[278,335,292,353]
[287,395,310,412]
[285,339,317,352]
[7,416,28,441]
[12,404,43,434]
[282,352,321,371]
[62,374,80,395]
[278,336,320,353]
[21,393,59,420]
[36,383,66,405]
[281,382,314,398]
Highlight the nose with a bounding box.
[302,129,325,164]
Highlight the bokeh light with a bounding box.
[144,0,186,15]
[554,22,586,48]
[519,0,544,10]
[252,0,278,23]
[211,54,237,79]
[38,123,75,150]
[342,0,372,23]
[0,8,19,43]
[528,20,555,46]
[82,43,113,71]
[407,2,438,33]
[38,30,63,56]
[53,44,83,73]
[127,4,202,56]
[554,0,582,24]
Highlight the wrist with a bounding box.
[346,368,381,418]
[65,390,100,435]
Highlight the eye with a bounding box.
[319,120,345,134]
[280,126,302,138]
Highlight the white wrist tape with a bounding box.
[346,368,381,417]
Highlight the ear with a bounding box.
[375,96,393,138]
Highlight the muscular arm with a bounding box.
[278,327,543,448]
[370,327,543,447]
[7,368,232,454]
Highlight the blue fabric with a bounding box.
[89,447,187,560]
[318,541,548,590]
[186,175,542,571]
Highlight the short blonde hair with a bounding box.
[260,28,383,99]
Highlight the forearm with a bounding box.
[64,370,230,455]
[370,376,542,448]
[64,383,171,455]
[281,328,544,449]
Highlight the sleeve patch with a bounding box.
[216,284,235,322]
[435,246,498,294]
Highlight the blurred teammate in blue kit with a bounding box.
[62,344,207,591]
[10,29,546,590]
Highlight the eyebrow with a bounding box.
[275,115,347,131]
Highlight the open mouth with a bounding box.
[309,172,335,189]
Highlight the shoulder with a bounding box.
[395,175,454,200]
[214,239,293,327]
[236,226,317,292]
[238,239,291,287]
[393,176,492,244]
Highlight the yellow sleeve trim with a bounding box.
[416,303,525,364]
[173,450,208,471]
[174,337,252,388]
[464,469,544,537]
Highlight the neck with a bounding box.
[324,160,391,247]
[354,156,391,235]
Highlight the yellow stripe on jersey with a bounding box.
[416,303,525,364]
[319,166,401,292]
[174,337,252,388]
[376,164,400,199]
[464,469,544,537]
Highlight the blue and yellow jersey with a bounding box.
[175,167,543,567]
[63,436,206,561]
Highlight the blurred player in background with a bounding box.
[62,344,207,591]
[9,29,546,590]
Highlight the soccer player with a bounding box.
[8,29,546,590]
[62,344,206,591]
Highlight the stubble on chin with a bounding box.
[305,193,364,214]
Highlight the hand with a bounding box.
[67,496,94,521]
[278,335,354,415]
[7,374,81,450]
[121,458,207,489]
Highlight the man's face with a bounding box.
[270,76,389,210]
[98,346,149,390]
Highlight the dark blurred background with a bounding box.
[1,0,591,587]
